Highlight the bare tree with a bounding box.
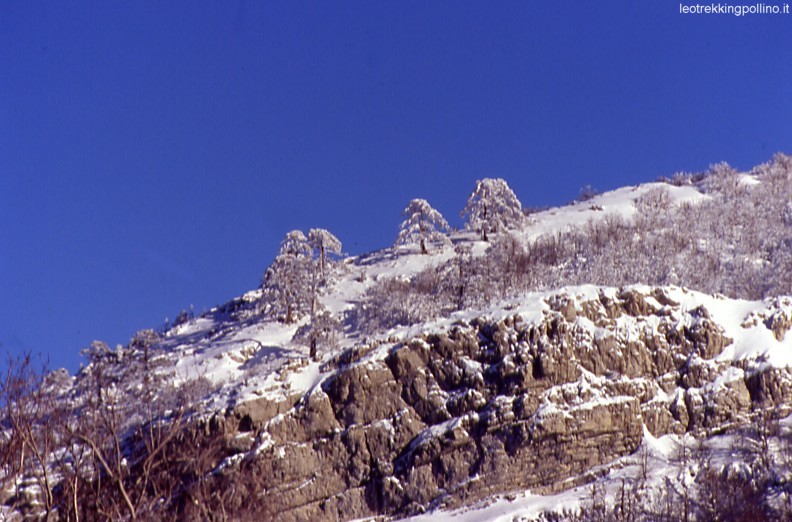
[292,310,341,361]
[0,353,57,517]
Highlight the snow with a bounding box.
[519,182,708,242]
[285,360,323,394]
[707,366,744,391]
[739,173,762,186]
[73,172,792,515]
[403,489,588,522]
[399,417,778,522]
[664,288,792,368]
[407,414,471,453]
[169,316,301,389]
[140,227,792,425]
[12,162,792,521]
[230,176,719,388]
[48,172,749,417]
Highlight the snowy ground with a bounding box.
[519,181,707,242]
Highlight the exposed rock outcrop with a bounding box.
[214,287,792,520]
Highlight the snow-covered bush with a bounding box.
[700,162,745,200]
[353,278,428,334]
[670,171,693,186]
[578,184,600,202]
[485,232,531,298]
[584,213,630,251]
[635,186,672,219]
[438,243,495,310]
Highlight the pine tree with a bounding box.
[395,198,450,254]
[308,228,342,274]
[461,178,526,241]
[261,231,314,323]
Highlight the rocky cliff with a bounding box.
[206,287,792,520]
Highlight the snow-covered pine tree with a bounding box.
[395,198,450,254]
[262,230,314,323]
[461,178,526,241]
[308,228,342,274]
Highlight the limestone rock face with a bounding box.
[767,304,792,341]
[219,288,791,520]
[745,366,792,404]
[230,393,301,433]
[742,297,792,341]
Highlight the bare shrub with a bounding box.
[578,184,600,202]
[292,310,342,360]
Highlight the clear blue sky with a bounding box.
[1,2,791,373]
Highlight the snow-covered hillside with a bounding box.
[3,154,792,521]
[156,163,787,414]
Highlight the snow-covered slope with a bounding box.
[5,158,792,521]
[155,171,784,416]
[520,182,707,241]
